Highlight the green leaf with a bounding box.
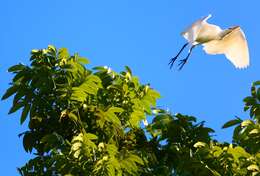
[105,107,123,126]
[8,101,24,114]
[212,146,223,157]
[107,107,124,113]
[253,80,260,86]
[2,85,18,100]
[23,132,33,153]
[207,167,222,176]
[148,89,161,99]
[233,125,242,141]
[193,141,206,148]
[228,146,250,161]
[249,129,259,135]
[251,86,256,96]
[68,112,78,122]
[92,66,107,72]
[152,108,167,114]
[129,154,144,165]
[85,133,98,140]
[72,74,103,98]
[41,133,61,151]
[8,63,26,72]
[129,110,145,127]
[247,164,259,171]
[12,70,29,84]
[222,118,242,129]
[106,144,118,156]
[243,96,256,106]
[31,49,39,54]
[77,57,89,64]
[47,45,56,53]
[20,104,30,124]
[41,133,58,143]
[244,106,250,112]
[252,171,260,176]
[71,88,88,102]
[125,66,132,76]
[241,120,253,127]
[58,48,69,60]
[132,76,140,88]
[257,88,260,100]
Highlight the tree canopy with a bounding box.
[2,45,260,175]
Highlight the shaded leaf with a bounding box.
[8,101,24,114]
[222,118,242,129]
[20,104,30,124]
[8,64,26,72]
[2,85,18,100]
[257,88,260,100]
[243,96,256,106]
[23,132,33,153]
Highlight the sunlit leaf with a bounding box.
[194,141,206,148]
[77,57,89,64]
[241,120,253,127]
[68,112,78,122]
[247,164,259,171]
[253,80,260,86]
[58,48,69,60]
[249,129,259,135]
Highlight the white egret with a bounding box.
[169,14,249,70]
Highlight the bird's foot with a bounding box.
[168,57,178,69]
[178,59,188,70]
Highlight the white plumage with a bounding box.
[169,14,249,69]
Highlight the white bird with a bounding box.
[169,14,249,70]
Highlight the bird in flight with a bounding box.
[169,14,249,70]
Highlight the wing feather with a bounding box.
[223,28,249,68]
[203,27,249,69]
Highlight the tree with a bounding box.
[2,46,260,176]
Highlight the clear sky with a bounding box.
[1,0,260,175]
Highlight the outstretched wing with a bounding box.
[202,40,224,55]
[223,27,249,68]
[203,27,249,69]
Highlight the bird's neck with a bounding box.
[220,26,240,39]
[195,35,221,44]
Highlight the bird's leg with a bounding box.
[169,42,189,69]
[178,45,196,70]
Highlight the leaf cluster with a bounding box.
[2,46,259,176]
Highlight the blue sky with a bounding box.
[1,0,260,174]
